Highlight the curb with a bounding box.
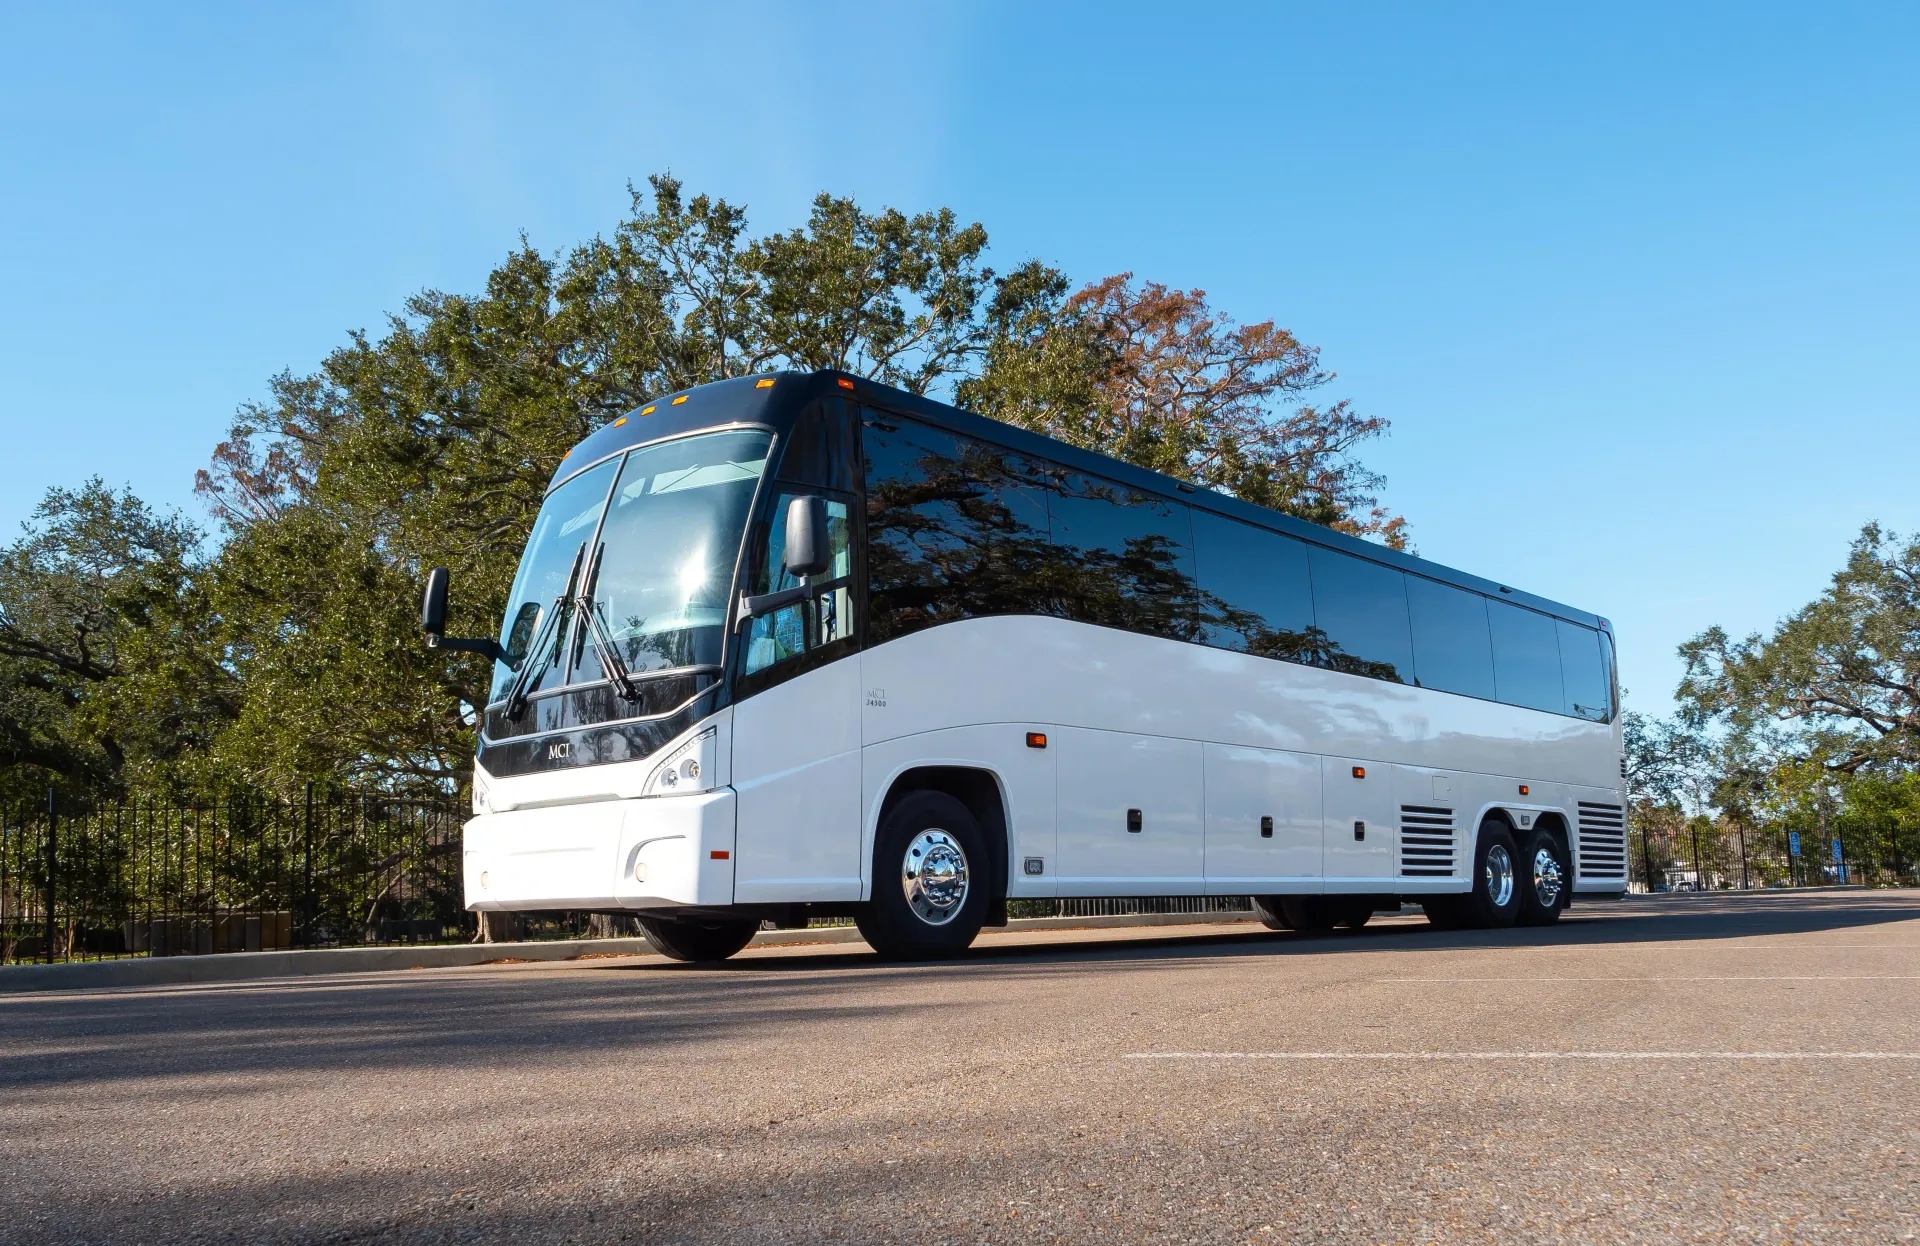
[0,911,1263,995]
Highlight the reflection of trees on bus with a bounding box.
[864,430,1406,683]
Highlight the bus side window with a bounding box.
[1558,619,1612,722]
[1488,599,1565,713]
[743,492,852,676]
[1305,545,1413,683]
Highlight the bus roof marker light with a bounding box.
[755,378,775,389]
[640,405,656,416]
[836,377,855,390]
[611,416,627,428]
[671,395,688,405]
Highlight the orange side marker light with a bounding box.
[1026,732,1048,749]
[1351,766,1366,779]
[1518,784,1530,796]
[710,850,730,860]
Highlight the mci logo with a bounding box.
[547,741,571,761]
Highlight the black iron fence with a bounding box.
[1,789,481,964]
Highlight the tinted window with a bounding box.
[1406,576,1495,700]
[1048,473,1198,641]
[862,414,1053,644]
[1489,600,1564,713]
[1192,510,1319,662]
[1557,619,1611,722]
[775,398,860,492]
[743,492,853,675]
[1306,546,1412,682]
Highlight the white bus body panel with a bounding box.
[732,657,863,903]
[468,613,1627,911]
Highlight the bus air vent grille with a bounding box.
[1576,801,1628,880]
[1399,804,1455,877]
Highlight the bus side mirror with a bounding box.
[422,567,450,638]
[783,496,831,578]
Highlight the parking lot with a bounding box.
[4,889,1918,1244]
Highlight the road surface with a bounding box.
[4,890,1918,1244]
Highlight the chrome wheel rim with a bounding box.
[902,828,969,926]
[1485,843,1515,908]
[1532,845,1565,909]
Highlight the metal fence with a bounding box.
[0,789,487,964]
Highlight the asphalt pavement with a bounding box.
[4,889,1918,1244]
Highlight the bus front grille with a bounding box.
[1576,801,1628,880]
[1399,805,1456,877]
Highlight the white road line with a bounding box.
[1376,975,1920,982]
[1125,1051,1920,1061]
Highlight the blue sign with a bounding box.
[1832,839,1844,864]
[1789,831,1801,856]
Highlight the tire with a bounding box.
[1334,899,1374,930]
[636,914,759,962]
[1517,827,1571,927]
[855,791,989,959]
[1278,896,1336,933]
[1462,819,1523,929]
[1252,896,1294,931]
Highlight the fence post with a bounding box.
[43,788,57,965]
[302,781,316,946]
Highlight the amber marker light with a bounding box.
[640,405,656,416]
[755,378,775,388]
[836,377,855,390]
[1026,732,1048,749]
[611,416,627,428]
[710,850,730,860]
[671,395,688,405]
[1351,766,1366,779]
[1518,784,1530,796]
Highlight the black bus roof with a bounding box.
[547,369,1611,635]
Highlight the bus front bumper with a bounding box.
[463,789,736,912]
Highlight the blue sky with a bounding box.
[2,2,1915,713]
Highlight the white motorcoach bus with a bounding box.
[421,370,1627,961]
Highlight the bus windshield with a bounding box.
[490,428,772,703]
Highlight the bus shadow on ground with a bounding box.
[608,888,1920,976]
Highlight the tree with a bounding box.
[0,481,232,800]
[960,272,1406,546]
[1679,524,1920,776]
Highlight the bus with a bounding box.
[421,370,1627,962]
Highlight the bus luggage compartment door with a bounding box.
[1053,727,1204,893]
[1322,755,1395,886]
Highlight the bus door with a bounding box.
[1321,755,1395,885]
[730,489,863,903]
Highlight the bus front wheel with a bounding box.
[856,790,989,959]
[637,914,758,963]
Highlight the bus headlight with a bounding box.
[643,728,717,797]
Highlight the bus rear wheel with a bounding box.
[1517,828,1570,926]
[855,791,988,959]
[637,914,759,963]
[1461,820,1523,929]
[1252,896,1293,931]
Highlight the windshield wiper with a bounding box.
[575,542,640,701]
[503,542,586,718]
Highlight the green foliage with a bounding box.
[0,481,233,800]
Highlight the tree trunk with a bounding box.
[474,911,522,943]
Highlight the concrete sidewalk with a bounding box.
[0,910,1265,994]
